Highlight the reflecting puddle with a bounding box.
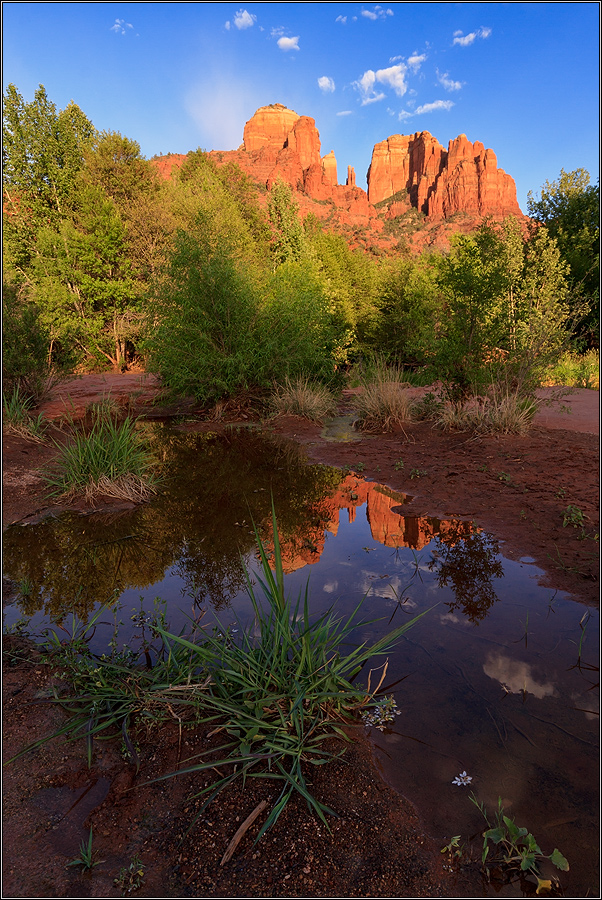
[3,427,598,896]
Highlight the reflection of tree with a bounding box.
[2,428,343,620]
[429,527,504,623]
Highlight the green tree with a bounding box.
[267,179,308,266]
[371,254,442,367]
[436,222,512,397]
[32,186,138,369]
[527,169,599,346]
[3,83,96,274]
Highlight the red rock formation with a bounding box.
[367,130,522,221]
[243,103,300,152]
[151,105,526,255]
[322,150,338,186]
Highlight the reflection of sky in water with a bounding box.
[3,428,598,897]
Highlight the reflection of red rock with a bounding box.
[266,476,475,573]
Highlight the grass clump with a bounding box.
[10,506,428,837]
[268,376,337,422]
[436,387,539,435]
[353,361,415,432]
[44,414,158,502]
[2,385,48,443]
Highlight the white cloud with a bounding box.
[336,110,353,116]
[335,15,347,24]
[225,21,231,31]
[110,18,133,35]
[318,76,335,93]
[361,5,394,20]
[398,110,413,121]
[437,69,463,91]
[407,54,427,72]
[233,9,256,30]
[376,63,408,96]
[277,35,300,51]
[354,62,408,104]
[453,26,492,47]
[414,99,454,114]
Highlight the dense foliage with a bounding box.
[3,83,595,405]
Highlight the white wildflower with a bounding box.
[452,771,472,786]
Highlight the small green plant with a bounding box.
[352,461,366,472]
[394,458,404,470]
[114,856,145,894]
[2,385,48,443]
[410,468,427,479]
[441,835,463,859]
[66,828,103,871]
[470,796,568,892]
[555,487,566,499]
[498,472,512,484]
[562,504,585,528]
[411,391,443,421]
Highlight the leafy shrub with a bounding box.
[146,228,342,404]
[2,282,53,400]
[544,349,599,389]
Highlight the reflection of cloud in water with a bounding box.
[484,652,556,699]
[323,580,338,594]
[570,693,599,720]
[440,612,462,625]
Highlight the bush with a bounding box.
[146,229,342,405]
[544,349,599,389]
[2,282,53,400]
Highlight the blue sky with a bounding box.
[3,2,600,210]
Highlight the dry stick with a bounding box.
[220,800,268,866]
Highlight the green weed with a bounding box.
[562,505,585,528]
[394,458,404,471]
[470,795,568,892]
[2,385,48,443]
[114,856,145,894]
[545,349,599,390]
[410,468,427,479]
[66,828,103,871]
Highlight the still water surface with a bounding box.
[3,426,598,895]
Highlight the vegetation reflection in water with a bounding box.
[2,426,499,631]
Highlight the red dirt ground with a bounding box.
[2,373,599,897]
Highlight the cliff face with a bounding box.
[367,131,522,220]
[153,104,526,252]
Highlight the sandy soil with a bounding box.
[2,373,599,898]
